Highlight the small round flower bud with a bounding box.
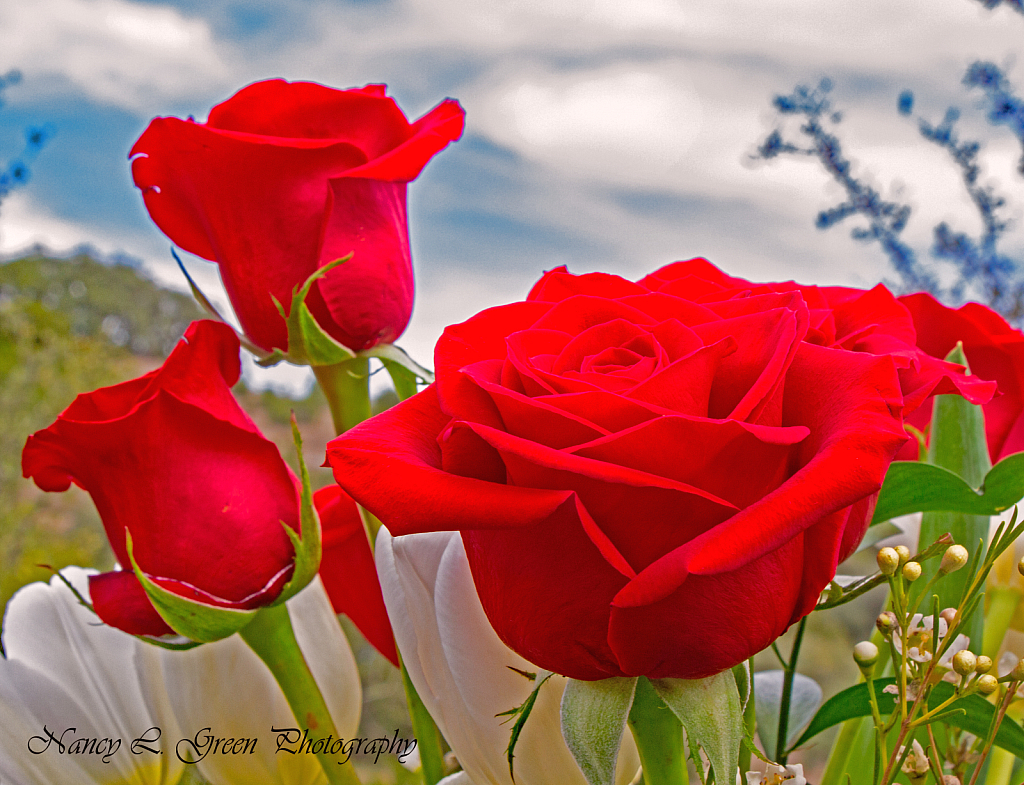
[1010,658,1024,682]
[940,544,970,574]
[877,547,900,576]
[977,675,999,695]
[940,608,958,626]
[1018,555,1024,578]
[942,775,963,785]
[853,641,879,674]
[894,545,911,566]
[975,655,993,674]
[876,611,898,637]
[952,650,977,676]
[902,561,922,582]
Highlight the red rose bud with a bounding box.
[327,261,995,680]
[898,293,1024,462]
[21,321,310,641]
[131,79,466,355]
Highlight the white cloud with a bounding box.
[0,0,232,112]
[481,66,702,184]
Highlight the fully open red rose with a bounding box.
[131,79,465,353]
[328,260,995,680]
[22,320,395,657]
[897,293,1024,462]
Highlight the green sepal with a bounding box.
[124,530,257,643]
[650,670,743,784]
[271,415,322,606]
[497,670,553,780]
[171,248,271,361]
[44,564,203,651]
[871,454,1024,524]
[560,676,638,785]
[262,255,357,368]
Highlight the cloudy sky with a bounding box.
[0,0,1022,393]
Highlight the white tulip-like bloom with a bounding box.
[0,569,361,785]
[376,528,640,785]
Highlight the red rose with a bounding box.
[316,484,398,665]
[22,320,394,658]
[897,293,1024,462]
[131,79,465,353]
[327,260,995,680]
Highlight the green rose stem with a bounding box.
[239,604,362,785]
[775,616,807,763]
[627,677,688,785]
[313,357,373,434]
[314,356,449,785]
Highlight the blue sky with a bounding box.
[1,0,1022,393]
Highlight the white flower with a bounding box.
[376,527,640,785]
[745,762,806,785]
[899,739,930,780]
[892,614,969,666]
[0,568,362,785]
[156,574,362,785]
[0,567,185,785]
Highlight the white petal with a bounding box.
[158,576,361,785]
[439,773,478,785]
[377,528,640,785]
[0,568,184,784]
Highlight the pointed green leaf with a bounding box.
[125,530,257,643]
[913,343,992,653]
[381,358,420,401]
[791,678,1024,758]
[752,670,822,755]
[651,670,742,783]
[871,454,1024,524]
[498,671,553,779]
[560,676,638,785]
[362,342,435,385]
[272,415,322,606]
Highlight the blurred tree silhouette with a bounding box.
[0,70,51,216]
[754,5,1024,321]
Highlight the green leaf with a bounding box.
[560,676,638,785]
[791,678,1024,758]
[498,671,553,779]
[914,343,993,653]
[753,670,822,756]
[363,342,435,386]
[871,455,1024,524]
[271,415,322,606]
[125,530,257,643]
[273,255,357,367]
[381,358,420,401]
[651,670,743,783]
